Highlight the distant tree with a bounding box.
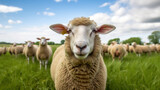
[148,31,160,44]
[123,37,142,45]
[35,41,39,45]
[61,40,65,44]
[48,41,55,45]
[108,38,120,45]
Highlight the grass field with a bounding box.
[0,45,160,90]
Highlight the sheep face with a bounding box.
[50,17,116,60]
[37,37,50,46]
[26,41,34,48]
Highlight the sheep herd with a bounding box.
[0,37,52,70]
[0,17,160,90]
[102,41,160,60]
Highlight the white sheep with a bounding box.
[11,43,17,55]
[132,42,143,56]
[36,37,52,70]
[15,45,25,57]
[110,44,127,61]
[24,41,38,64]
[50,17,116,90]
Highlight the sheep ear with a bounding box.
[49,24,68,35]
[46,38,50,40]
[37,38,41,40]
[96,24,116,34]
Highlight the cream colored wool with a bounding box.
[50,35,107,90]
[11,45,16,55]
[0,47,3,56]
[15,45,24,56]
[24,45,38,58]
[132,43,143,55]
[102,45,108,56]
[36,41,52,61]
[110,44,127,60]
[149,45,157,53]
[140,45,151,54]
[129,46,134,53]
[156,44,160,53]
[8,46,13,55]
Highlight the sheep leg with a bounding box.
[27,57,29,64]
[32,57,35,63]
[40,60,42,70]
[45,60,48,70]
[139,54,141,57]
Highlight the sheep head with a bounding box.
[25,41,34,48]
[50,17,116,60]
[37,37,50,46]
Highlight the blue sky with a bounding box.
[0,0,160,43]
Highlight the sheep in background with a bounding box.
[156,44,160,53]
[110,44,127,61]
[102,44,108,56]
[15,44,25,57]
[0,47,3,56]
[11,43,17,55]
[141,43,151,55]
[50,17,116,90]
[149,44,157,53]
[36,37,52,70]
[132,42,143,57]
[129,45,134,53]
[24,41,38,64]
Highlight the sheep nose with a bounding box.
[76,44,87,52]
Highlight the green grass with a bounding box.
[0,45,160,90]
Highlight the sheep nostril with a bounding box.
[76,45,87,51]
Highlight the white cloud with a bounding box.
[55,0,62,2]
[46,8,50,10]
[0,24,3,28]
[43,11,55,16]
[0,4,23,13]
[0,25,67,43]
[8,19,22,24]
[90,0,160,43]
[100,2,110,7]
[67,0,77,2]
[0,24,12,29]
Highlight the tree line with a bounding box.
[0,31,160,45]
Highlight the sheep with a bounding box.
[108,41,117,54]
[8,45,13,55]
[132,42,143,56]
[15,45,25,57]
[36,37,52,70]
[2,47,7,55]
[141,43,151,55]
[24,41,38,64]
[129,45,134,53]
[11,43,17,55]
[0,47,3,56]
[156,44,160,53]
[110,44,127,61]
[49,17,116,90]
[149,44,157,53]
[102,44,108,56]
[123,43,129,52]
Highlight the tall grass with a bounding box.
[0,45,160,90]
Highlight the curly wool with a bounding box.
[68,17,97,26]
[51,35,107,90]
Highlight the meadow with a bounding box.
[0,45,160,90]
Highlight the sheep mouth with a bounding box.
[76,53,86,56]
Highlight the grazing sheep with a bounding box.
[2,47,7,55]
[11,43,17,55]
[50,17,116,90]
[129,45,134,53]
[149,44,157,53]
[108,41,117,54]
[156,44,160,53]
[141,43,151,55]
[102,44,108,56]
[15,45,25,57]
[8,45,13,55]
[132,42,143,56]
[24,41,38,64]
[0,47,3,56]
[110,44,127,61]
[123,43,129,52]
[36,37,52,70]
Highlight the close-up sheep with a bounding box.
[49,17,116,90]
[36,37,52,70]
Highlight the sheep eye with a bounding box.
[90,29,96,37]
